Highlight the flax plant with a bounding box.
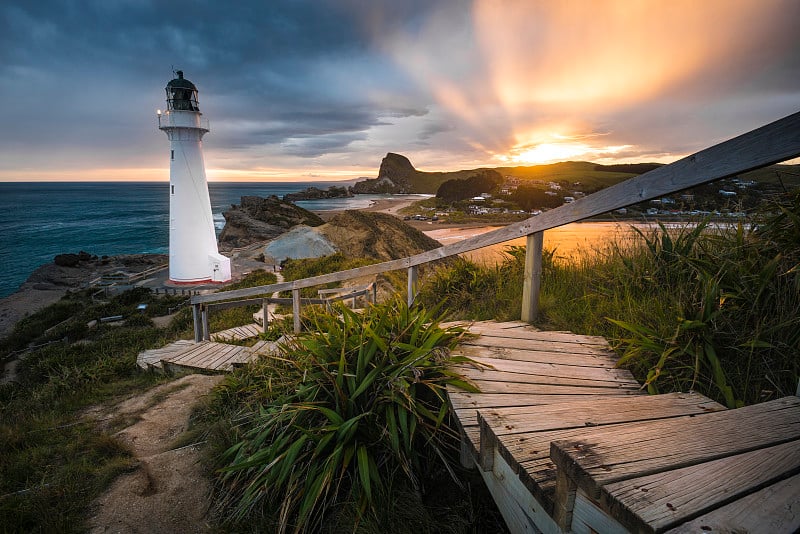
[212,297,476,533]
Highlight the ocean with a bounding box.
[0,181,411,299]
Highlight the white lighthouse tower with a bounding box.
[158,71,231,284]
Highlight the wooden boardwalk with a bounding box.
[136,323,276,374]
[448,320,800,534]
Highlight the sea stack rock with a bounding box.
[351,153,418,194]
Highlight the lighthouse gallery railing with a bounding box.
[190,111,800,342]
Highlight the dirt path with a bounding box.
[86,374,224,534]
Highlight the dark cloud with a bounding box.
[0,0,797,178]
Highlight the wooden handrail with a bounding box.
[191,111,800,337]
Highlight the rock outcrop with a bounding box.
[319,210,441,261]
[218,196,324,249]
[257,210,441,266]
[262,225,338,265]
[283,185,353,202]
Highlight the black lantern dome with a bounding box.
[166,70,200,112]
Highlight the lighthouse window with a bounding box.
[171,185,175,195]
[171,150,174,160]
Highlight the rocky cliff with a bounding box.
[218,196,324,249]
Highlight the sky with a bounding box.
[0,0,798,182]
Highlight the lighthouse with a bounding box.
[158,71,231,284]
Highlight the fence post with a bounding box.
[372,281,377,304]
[192,304,202,342]
[261,298,269,328]
[407,265,418,307]
[201,306,211,341]
[292,288,301,333]
[521,231,544,323]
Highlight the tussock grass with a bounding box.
[200,297,508,533]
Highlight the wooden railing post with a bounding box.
[192,304,202,342]
[201,306,210,341]
[521,231,544,323]
[261,298,269,328]
[407,265,418,307]
[292,288,301,333]
[372,281,377,304]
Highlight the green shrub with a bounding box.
[211,297,475,532]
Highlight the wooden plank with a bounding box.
[468,324,610,347]
[476,394,726,509]
[459,367,636,389]
[571,490,629,534]
[469,320,533,330]
[478,447,563,534]
[665,472,800,534]
[462,336,616,357]
[205,345,248,368]
[602,439,800,532]
[203,345,248,370]
[193,111,800,306]
[178,343,234,367]
[550,396,800,496]
[448,391,636,411]
[480,393,724,437]
[455,380,639,395]
[457,355,637,383]
[453,345,619,368]
[163,341,217,364]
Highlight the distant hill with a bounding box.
[350,153,800,196]
[351,154,651,194]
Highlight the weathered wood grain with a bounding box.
[452,345,619,368]
[480,393,724,437]
[455,380,639,395]
[603,439,800,532]
[462,336,617,357]
[550,396,800,492]
[467,324,610,346]
[456,355,636,382]
[664,472,800,534]
[447,391,635,411]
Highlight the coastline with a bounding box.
[0,194,660,339]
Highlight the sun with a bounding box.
[510,142,594,165]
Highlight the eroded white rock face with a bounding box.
[262,225,338,265]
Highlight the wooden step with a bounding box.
[549,396,800,533]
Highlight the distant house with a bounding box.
[563,196,575,203]
[719,190,737,197]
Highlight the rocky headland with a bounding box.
[261,210,441,264]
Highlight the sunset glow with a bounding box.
[1,0,797,181]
